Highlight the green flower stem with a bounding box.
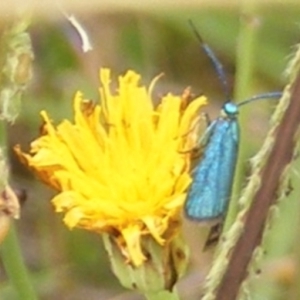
[0,125,35,299]
[224,2,260,231]
[1,225,37,300]
[0,18,37,300]
[145,289,181,300]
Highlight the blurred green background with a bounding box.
[2,2,300,300]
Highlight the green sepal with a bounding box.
[102,232,188,294]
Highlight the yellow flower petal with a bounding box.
[121,224,145,266]
[15,68,207,266]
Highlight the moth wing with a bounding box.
[185,120,239,221]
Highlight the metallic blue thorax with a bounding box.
[184,102,239,221]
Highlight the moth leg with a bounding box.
[180,119,216,171]
[203,222,223,250]
[179,114,205,152]
[202,112,211,127]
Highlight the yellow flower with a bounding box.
[15,69,206,266]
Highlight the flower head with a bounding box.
[15,69,206,266]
